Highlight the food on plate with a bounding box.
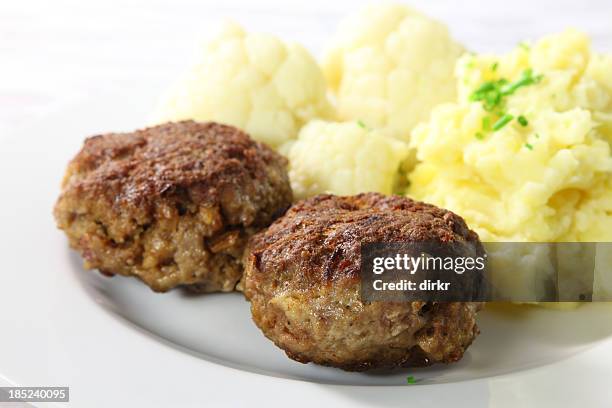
[54,121,292,293]
[287,120,410,199]
[322,3,464,139]
[409,29,612,242]
[243,193,483,371]
[152,22,333,150]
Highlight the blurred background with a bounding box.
[1,0,611,140]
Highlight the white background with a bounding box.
[1,0,611,140]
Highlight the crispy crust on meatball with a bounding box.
[54,121,292,292]
[243,193,483,371]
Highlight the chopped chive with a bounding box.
[482,116,491,130]
[357,120,366,129]
[407,376,416,384]
[535,133,541,138]
[489,92,502,108]
[500,71,539,95]
[492,114,514,131]
[491,62,499,71]
[475,132,484,140]
[470,81,496,97]
[525,143,534,150]
[519,41,530,51]
[469,70,543,116]
[517,115,529,126]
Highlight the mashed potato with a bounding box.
[485,242,601,303]
[409,30,612,242]
[288,120,410,199]
[153,23,332,149]
[322,3,464,139]
[484,243,555,301]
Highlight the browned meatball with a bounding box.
[243,193,483,371]
[54,121,292,293]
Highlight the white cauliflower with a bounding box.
[322,3,464,139]
[288,120,410,199]
[153,22,332,149]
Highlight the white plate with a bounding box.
[1,84,612,407]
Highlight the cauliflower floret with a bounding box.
[288,120,410,199]
[153,22,332,149]
[322,3,464,139]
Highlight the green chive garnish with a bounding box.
[357,120,366,129]
[469,70,542,114]
[493,114,514,131]
[407,376,416,384]
[525,143,534,150]
[482,116,491,130]
[535,133,540,139]
[491,62,499,71]
[500,69,542,96]
[475,132,484,140]
[469,69,543,137]
[519,41,530,51]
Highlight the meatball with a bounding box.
[243,193,483,371]
[54,121,292,293]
